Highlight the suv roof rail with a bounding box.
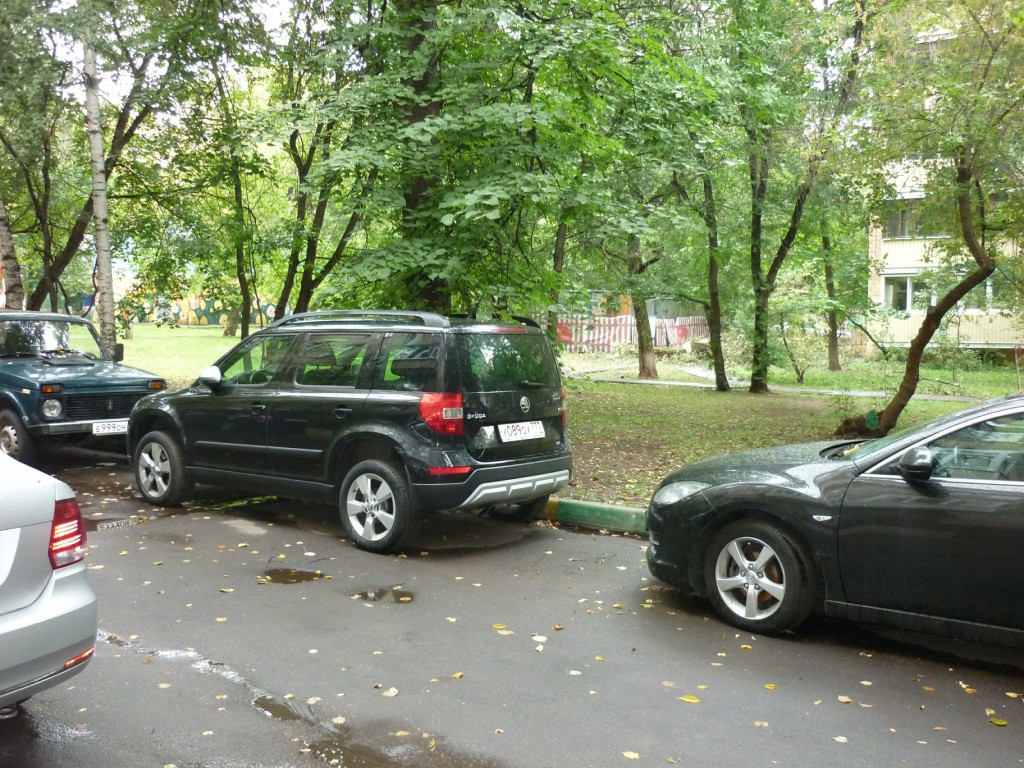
[448,313,542,329]
[272,310,451,329]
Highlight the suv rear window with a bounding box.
[457,333,559,392]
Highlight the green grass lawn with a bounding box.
[120,323,238,386]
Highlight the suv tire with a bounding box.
[341,459,419,553]
[0,409,35,465]
[134,430,192,507]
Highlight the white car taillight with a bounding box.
[50,497,86,568]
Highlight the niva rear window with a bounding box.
[457,334,560,392]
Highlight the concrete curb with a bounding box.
[541,497,647,535]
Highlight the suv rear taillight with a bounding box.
[420,393,464,436]
[50,498,86,569]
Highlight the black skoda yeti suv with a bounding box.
[127,311,571,553]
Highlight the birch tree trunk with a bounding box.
[84,43,116,354]
[0,185,25,310]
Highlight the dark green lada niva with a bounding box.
[0,311,165,464]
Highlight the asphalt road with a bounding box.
[2,448,1023,768]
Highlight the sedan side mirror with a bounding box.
[898,446,936,482]
[198,365,223,388]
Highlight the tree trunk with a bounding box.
[84,43,116,354]
[747,143,772,393]
[0,187,24,310]
[823,242,841,371]
[699,172,729,391]
[626,235,658,379]
[546,220,567,341]
[632,294,657,379]
[223,307,241,337]
[396,0,447,310]
[232,161,251,339]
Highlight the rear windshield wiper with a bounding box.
[519,380,548,389]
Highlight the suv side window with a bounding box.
[373,333,440,392]
[220,334,297,386]
[295,333,374,387]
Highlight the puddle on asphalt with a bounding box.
[261,568,326,585]
[350,587,414,604]
[253,694,313,722]
[95,633,510,768]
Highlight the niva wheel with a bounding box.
[0,409,36,465]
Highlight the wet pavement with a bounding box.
[2,448,1023,768]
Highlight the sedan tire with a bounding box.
[340,459,420,554]
[134,431,192,507]
[704,520,815,634]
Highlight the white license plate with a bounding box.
[92,420,128,435]
[498,420,545,442]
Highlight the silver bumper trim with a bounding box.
[458,469,570,509]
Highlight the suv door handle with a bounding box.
[334,406,353,419]
[250,403,267,415]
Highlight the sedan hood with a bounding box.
[658,440,860,490]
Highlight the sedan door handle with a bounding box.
[334,406,353,419]
[250,403,268,415]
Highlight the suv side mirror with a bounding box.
[198,365,223,388]
[898,446,936,482]
[112,343,125,362]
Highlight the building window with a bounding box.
[883,274,932,311]
[884,202,921,239]
[885,276,911,310]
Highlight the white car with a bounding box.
[0,453,97,718]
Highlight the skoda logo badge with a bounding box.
[519,396,531,413]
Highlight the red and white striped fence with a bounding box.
[555,315,709,353]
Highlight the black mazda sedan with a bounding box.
[645,394,1024,646]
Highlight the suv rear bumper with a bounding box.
[412,455,572,512]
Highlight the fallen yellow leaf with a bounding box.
[678,695,701,704]
[623,751,640,760]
